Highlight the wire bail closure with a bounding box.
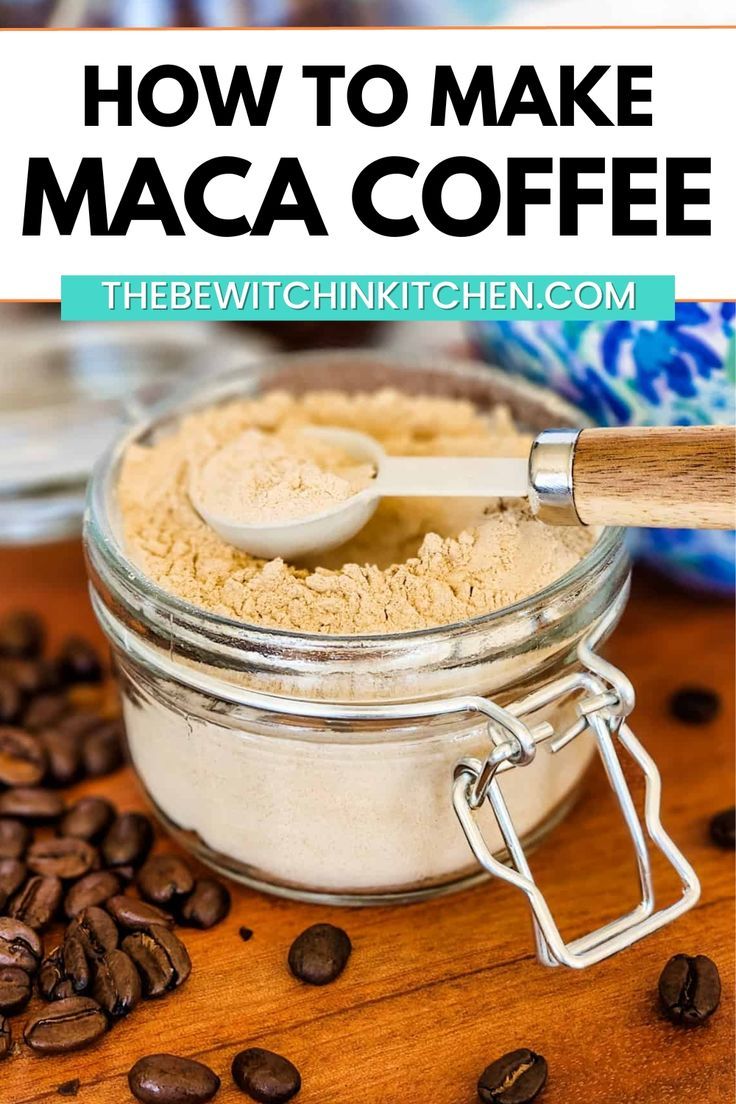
[452,602,700,969]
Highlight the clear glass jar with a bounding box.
[85,352,631,905]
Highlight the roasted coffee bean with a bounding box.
[0,676,22,725]
[178,877,231,930]
[27,837,98,880]
[478,1049,548,1104]
[122,928,191,997]
[0,857,27,911]
[239,927,253,942]
[60,796,116,843]
[0,611,44,661]
[102,812,153,869]
[39,728,81,788]
[0,727,46,786]
[24,995,108,1054]
[0,786,65,822]
[0,916,42,972]
[56,638,103,687]
[106,895,174,932]
[83,720,124,778]
[67,906,118,961]
[669,686,721,725]
[231,1047,301,1103]
[129,1054,221,1104]
[64,871,121,920]
[58,710,105,739]
[57,1079,81,1097]
[0,1014,10,1060]
[24,693,69,732]
[62,934,91,994]
[0,964,32,1014]
[287,923,351,986]
[709,806,735,850]
[2,658,59,697]
[9,875,62,931]
[137,854,194,909]
[92,948,141,1017]
[659,953,721,1025]
[38,947,66,1001]
[0,817,30,859]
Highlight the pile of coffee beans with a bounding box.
[0,610,124,787]
[0,609,236,1069]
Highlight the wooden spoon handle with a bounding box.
[572,426,736,529]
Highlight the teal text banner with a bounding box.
[61,275,675,322]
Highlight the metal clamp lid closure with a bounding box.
[452,601,700,969]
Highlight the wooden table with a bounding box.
[1,541,734,1104]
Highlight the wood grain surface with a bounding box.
[0,540,734,1104]
[573,425,736,529]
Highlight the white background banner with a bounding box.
[0,27,733,299]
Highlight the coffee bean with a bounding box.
[67,906,118,961]
[178,878,231,930]
[0,818,30,859]
[0,677,22,725]
[24,995,108,1054]
[122,928,191,997]
[39,728,81,788]
[83,720,124,778]
[0,964,32,1014]
[93,948,141,1017]
[27,837,98,880]
[106,895,174,932]
[0,727,47,786]
[9,874,62,931]
[709,806,735,850]
[0,611,44,661]
[669,686,721,725]
[64,871,121,920]
[137,855,194,909]
[0,787,65,822]
[0,858,27,908]
[102,812,153,869]
[659,953,721,1025]
[56,638,103,687]
[239,927,253,942]
[60,796,116,843]
[232,1047,301,1103]
[0,1014,10,1060]
[58,710,106,740]
[0,916,42,972]
[57,1079,81,1096]
[24,693,69,732]
[62,934,91,994]
[3,658,59,698]
[115,864,136,885]
[477,1049,548,1104]
[287,923,351,986]
[129,1054,221,1104]
[38,947,67,1001]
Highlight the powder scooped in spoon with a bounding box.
[191,428,375,524]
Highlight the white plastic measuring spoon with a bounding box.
[190,424,735,561]
[190,426,528,561]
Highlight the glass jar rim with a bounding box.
[84,350,626,653]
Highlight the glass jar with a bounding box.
[0,313,265,545]
[84,352,698,965]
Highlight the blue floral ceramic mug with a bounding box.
[471,303,736,593]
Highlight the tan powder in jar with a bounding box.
[118,389,597,635]
[190,428,375,524]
